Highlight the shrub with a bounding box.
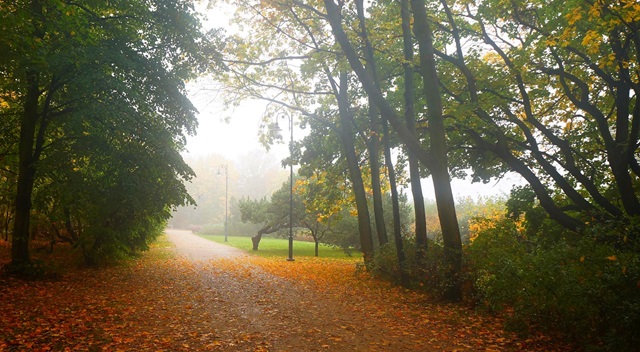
[79,218,165,266]
[467,217,640,350]
[1,259,59,280]
[369,239,452,297]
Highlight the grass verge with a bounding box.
[196,234,360,260]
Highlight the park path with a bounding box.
[163,229,432,351]
[165,229,245,260]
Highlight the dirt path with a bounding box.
[165,229,422,351]
[165,229,245,260]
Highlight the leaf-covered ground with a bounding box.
[0,232,570,351]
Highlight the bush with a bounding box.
[2,259,59,280]
[467,217,640,350]
[369,239,453,297]
[79,219,165,266]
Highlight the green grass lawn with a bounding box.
[196,234,360,260]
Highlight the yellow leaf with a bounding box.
[565,7,582,25]
[581,30,601,54]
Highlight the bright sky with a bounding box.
[183,79,292,161]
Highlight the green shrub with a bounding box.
[368,242,405,284]
[79,218,165,266]
[369,239,453,296]
[2,259,59,280]
[467,217,640,350]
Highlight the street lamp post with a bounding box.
[276,113,295,262]
[218,164,228,242]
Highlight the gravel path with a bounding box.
[165,229,245,260]
[163,229,422,351]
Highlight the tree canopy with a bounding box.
[0,0,219,266]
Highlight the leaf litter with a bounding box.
[0,238,571,351]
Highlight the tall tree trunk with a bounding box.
[337,72,375,263]
[401,0,428,258]
[323,0,433,167]
[12,71,40,266]
[383,120,408,286]
[368,134,387,246]
[12,0,48,267]
[323,0,462,291]
[409,0,462,301]
[356,0,387,246]
[610,32,640,216]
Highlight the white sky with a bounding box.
[183,79,292,161]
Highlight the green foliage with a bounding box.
[320,210,361,251]
[468,217,640,350]
[369,242,413,286]
[79,216,166,266]
[1,0,217,266]
[237,179,305,239]
[505,186,575,243]
[1,259,59,280]
[239,177,364,251]
[369,239,460,297]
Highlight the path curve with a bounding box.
[164,228,245,261]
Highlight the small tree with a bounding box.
[238,178,305,250]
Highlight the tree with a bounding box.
[408,0,463,301]
[322,0,464,300]
[238,179,305,250]
[296,168,353,256]
[427,0,639,234]
[219,0,464,294]
[1,0,215,267]
[399,0,429,261]
[219,0,378,261]
[238,196,277,250]
[355,0,388,247]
